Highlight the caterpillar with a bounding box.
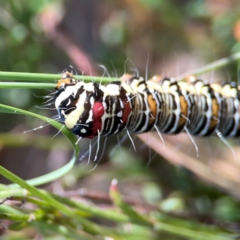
[54,71,240,140]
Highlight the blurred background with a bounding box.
[1,0,240,238]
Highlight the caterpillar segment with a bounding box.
[212,82,240,137]
[54,71,240,139]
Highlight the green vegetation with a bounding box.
[1,1,240,239]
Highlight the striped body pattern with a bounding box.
[54,71,240,139]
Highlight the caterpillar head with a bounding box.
[55,71,104,139]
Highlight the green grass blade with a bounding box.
[0,71,119,83]
[0,52,239,85]
[0,82,56,89]
[0,103,79,187]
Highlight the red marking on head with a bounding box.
[122,100,131,124]
[93,102,104,117]
[90,101,104,137]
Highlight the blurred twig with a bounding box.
[138,133,240,199]
[39,4,98,76]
